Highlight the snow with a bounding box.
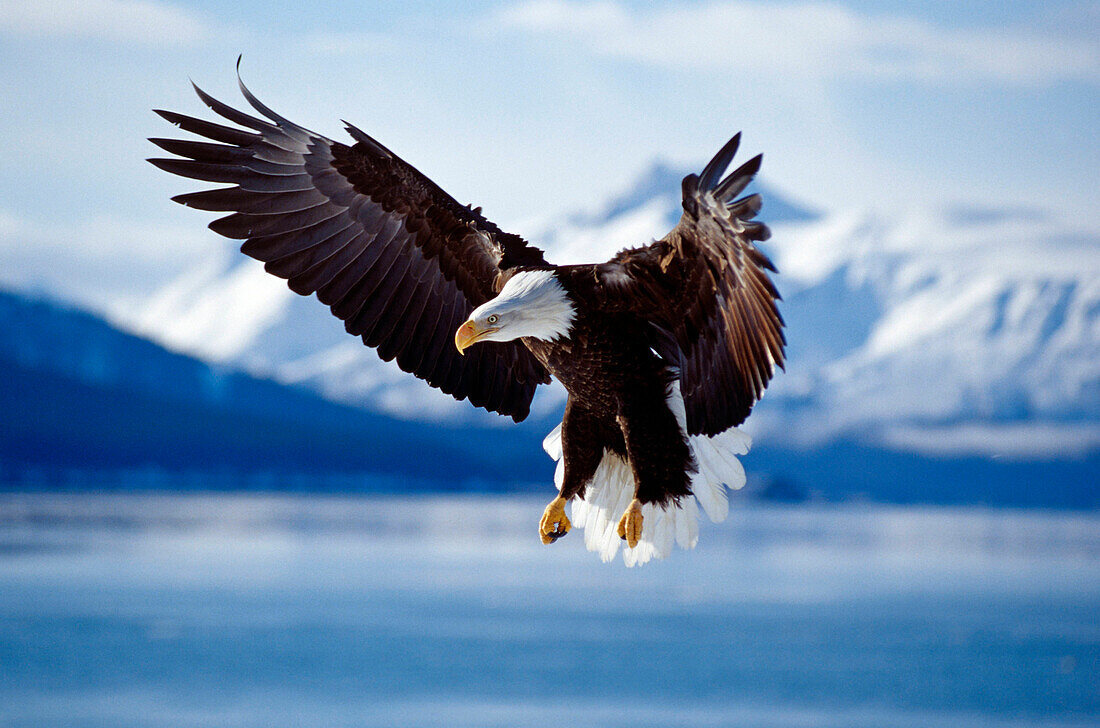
[132,255,293,361]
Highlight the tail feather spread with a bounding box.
[541,381,750,566]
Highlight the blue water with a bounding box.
[0,493,1097,727]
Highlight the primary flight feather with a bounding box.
[149,65,785,565]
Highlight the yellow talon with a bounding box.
[616,498,643,548]
[539,495,571,544]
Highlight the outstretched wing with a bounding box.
[149,68,550,421]
[595,134,785,436]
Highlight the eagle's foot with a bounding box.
[616,498,643,548]
[539,496,571,544]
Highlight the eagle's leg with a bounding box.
[540,399,604,545]
[616,498,644,548]
[615,384,694,549]
[539,496,570,544]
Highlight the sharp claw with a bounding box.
[539,496,571,545]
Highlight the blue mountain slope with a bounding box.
[0,290,549,490]
[747,442,1100,509]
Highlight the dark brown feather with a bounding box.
[150,77,550,420]
[591,136,785,436]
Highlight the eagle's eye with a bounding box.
[487,314,499,325]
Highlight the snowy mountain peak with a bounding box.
[584,160,818,227]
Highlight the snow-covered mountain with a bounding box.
[6,162,1097,462]
[759,205,1100,460]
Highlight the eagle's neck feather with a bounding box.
[492,270,575,342]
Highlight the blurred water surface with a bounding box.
[0,492,1097,727]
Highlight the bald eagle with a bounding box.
[149,70,785,566]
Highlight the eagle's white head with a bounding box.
[454,270,575,353]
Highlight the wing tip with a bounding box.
[190,78,217,109]
[342,119,393,158]
[713,152,764,203]
[207,215,243,239]
[743,153,763,175]
[698,132,742,191]
[146,137,182,155]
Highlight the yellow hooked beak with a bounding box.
[454,319,498,354]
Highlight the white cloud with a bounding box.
[296,30,406,57]
[0,208,224,319]
[493,0,1100,86]
[879,423,1100,460]
[0,209,20,238]
[0,0,210,46]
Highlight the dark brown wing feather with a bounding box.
[149,71,550,421]
[596,134,785,436]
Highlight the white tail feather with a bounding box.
[542,424,563,461]
[543,381,751,566]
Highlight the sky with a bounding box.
[0,0,1097,315]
